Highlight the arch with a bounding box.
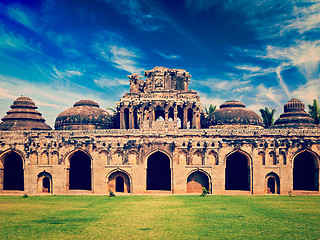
[258,151,265,165]
[187,108,193,129]
[168,107,174,121]
[146,150,171,191]
[99,150,108,165]
[112,150,123,165]
[207,150,218,165]
[107,169,131,193]
[30,151,38,165]
[293,150,319,191]
[128,150,138,165]
[1,151,24,191]
[68,150,92,190]
[192,150,203,165]
[265,172,280,194]
[155,106,165,121]
[187,170,211,193]
[40,151,49,165]
[133,108,139,129]
[51,151,59,165]
[269,151,277,165]
[179,151,187,165]
[279,151,286,165]
[37,171,52,194]
[225,150,251,191]
[124,108,129,129]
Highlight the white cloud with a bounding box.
[234,65,261,72]
[0,74,113,128]
[94,75,128,88]
[52,66,83,79]
[95,42,144,74]
[291,79,320,105]
[156,51,180,60]
[255,84,283,107]
[6,4,36,31]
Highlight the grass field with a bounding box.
[0,195,319,239]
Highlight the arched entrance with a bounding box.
[293,151,319,191]
[147,151,171,191]
[265,173,280,194]
[225,151,250,191]
[187,171,210,193]
[37,171,52,193]
[3,151,24,191]
[69,151,91,190]
[108,171,130,193]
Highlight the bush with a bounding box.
[108,189,116,197]
[22,194,28,198]
[200,187,209,197]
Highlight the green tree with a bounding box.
[308,99,320,125]
[259,107,276,128]
[205,104,216,116]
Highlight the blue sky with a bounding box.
[0,0,320,127]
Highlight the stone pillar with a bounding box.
[129,108,134,129]
[66,168,70,191]
[183,107,188,129]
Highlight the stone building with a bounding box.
[0,66,319,195]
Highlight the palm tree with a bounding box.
[308,99,320,125]
[260,107,276,128]
[205,104,216,116]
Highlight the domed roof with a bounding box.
[274,98,318,128]
[207,101,263,128]
[54,100,114,130]
[0,96,52,131]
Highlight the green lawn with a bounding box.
[0,195,319,239]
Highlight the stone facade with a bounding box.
[0,67,319,195]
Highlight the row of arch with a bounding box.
[1,149,319,193]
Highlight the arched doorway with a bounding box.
[3,151,24,191]
[187,171,210,193]
[37,171,52,193]
[69,151,91,190]
[108,171,130,193]
[225,151,250,191]
[147,151,171,191]
[293,151,319,191]
[265,173,280,194]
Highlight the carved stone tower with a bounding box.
[117,67,202,130]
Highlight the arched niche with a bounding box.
[67,150,92,191]
[225,150,251,191]
[1,150,24,191]
[107,170,131,193]
[265,172,280,194]
[37,171,52,194]
[293,150,319,191]
[186,170,210,193]
[146,151,171,191]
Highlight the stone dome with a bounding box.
[273,98,318,128]
[0,96,52,131]
[207,101,263,128]
[54,100,114,130]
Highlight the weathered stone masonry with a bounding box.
[0,67,319,195]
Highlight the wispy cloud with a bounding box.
[52,66,83,79]
[94,75,128,88]
[0,74,114,127]
[234,65,261,72]
[156,50,180,60]
[103,0,161,31]
[5,3,37,31]
[95,41,144,74]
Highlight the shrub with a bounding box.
[108,189,116,197]
[22,194,28,198]
[200,187,209,197]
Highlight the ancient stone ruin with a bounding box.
[0,66,319,195]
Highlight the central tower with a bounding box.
[117,67,202,130]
